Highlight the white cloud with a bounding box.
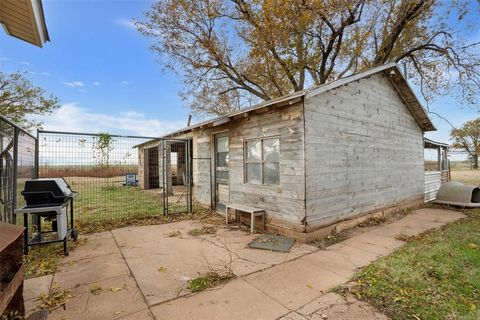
[92,81,101,86]
[19,61,31,66]
[40,72,52,76]
[116,19,137,30]
[120,80,131,86]
[63,81,84,88]
[34,103,185,137]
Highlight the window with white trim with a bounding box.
[245,138,280,185]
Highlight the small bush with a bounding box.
[188,225,217,236]
[187,271,234,293]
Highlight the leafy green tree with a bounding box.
[137,0,480,118]
[451,118,480,169]
[0,71,60,130]
[92,133,115,176]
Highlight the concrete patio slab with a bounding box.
[288,293,388,320]
[53,252,130,290]
[112,221,203,247]
[112,220,316,306]
[338,232,405,256]
[325,242,379,268]
[24,274,53,315]
[118,309,152,320]
[27,208,466,320]
[245,258,347,310]
[150,278,289,320]
[409,208,465,223]
[60,231,120,264]
[24,274,53,301]
[48,275,147,320]
[281,312,308,320]
[205,228,316,276]
[300,250,362,278]
[370,215,445,238]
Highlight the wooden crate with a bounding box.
[0,222,25,317]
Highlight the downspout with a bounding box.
[302,97,307,233]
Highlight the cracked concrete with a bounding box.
[280,293,389,320]
[23,208,465,320]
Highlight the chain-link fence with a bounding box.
[37,130,192,231]
[0,115,37,224]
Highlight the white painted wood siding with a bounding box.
[304,73,424,230]
[425,171,442,202]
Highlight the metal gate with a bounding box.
[160,139,192,214]
[0,115,37,224]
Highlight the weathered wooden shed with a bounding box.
[137,63,437,240]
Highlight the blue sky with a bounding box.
[0,0,478,145]
[1,0,186,137]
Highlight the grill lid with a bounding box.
[21,178,74,207]
[24,178,73,196]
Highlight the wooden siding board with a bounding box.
[3,0,30,18]
[1,12,33,31]
[189,102,306,228]
[304,73,424,229]
[3,24,36,43]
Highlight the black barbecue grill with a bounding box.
[22,178,74,207]
[15,178,78,256]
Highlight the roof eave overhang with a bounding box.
[165,93,305,138]
[385,65,436,132]
[306,63,436,132]
[424,137,449,148]
[0,0,50,47]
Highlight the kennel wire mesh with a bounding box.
[37,130,192,230]
[160,139,193,215]
[16,131,36,209]
[0,116,37,224]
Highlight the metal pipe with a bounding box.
[0,115,36,139]
[12,127,18,224]
[35,130,39,179]
[37,129,159,140]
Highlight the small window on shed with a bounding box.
[245,138,280,185]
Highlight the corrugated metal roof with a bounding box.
[424,137,449,148]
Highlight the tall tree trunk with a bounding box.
[473,154,479,169]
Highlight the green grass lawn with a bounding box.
[16,175,191,234]
[68,177,192,233]
[72,182,163,230]
[348,168,480,319]
[351,209,480,319]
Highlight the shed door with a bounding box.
[146,146,159,189]
[214,133,229,211]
